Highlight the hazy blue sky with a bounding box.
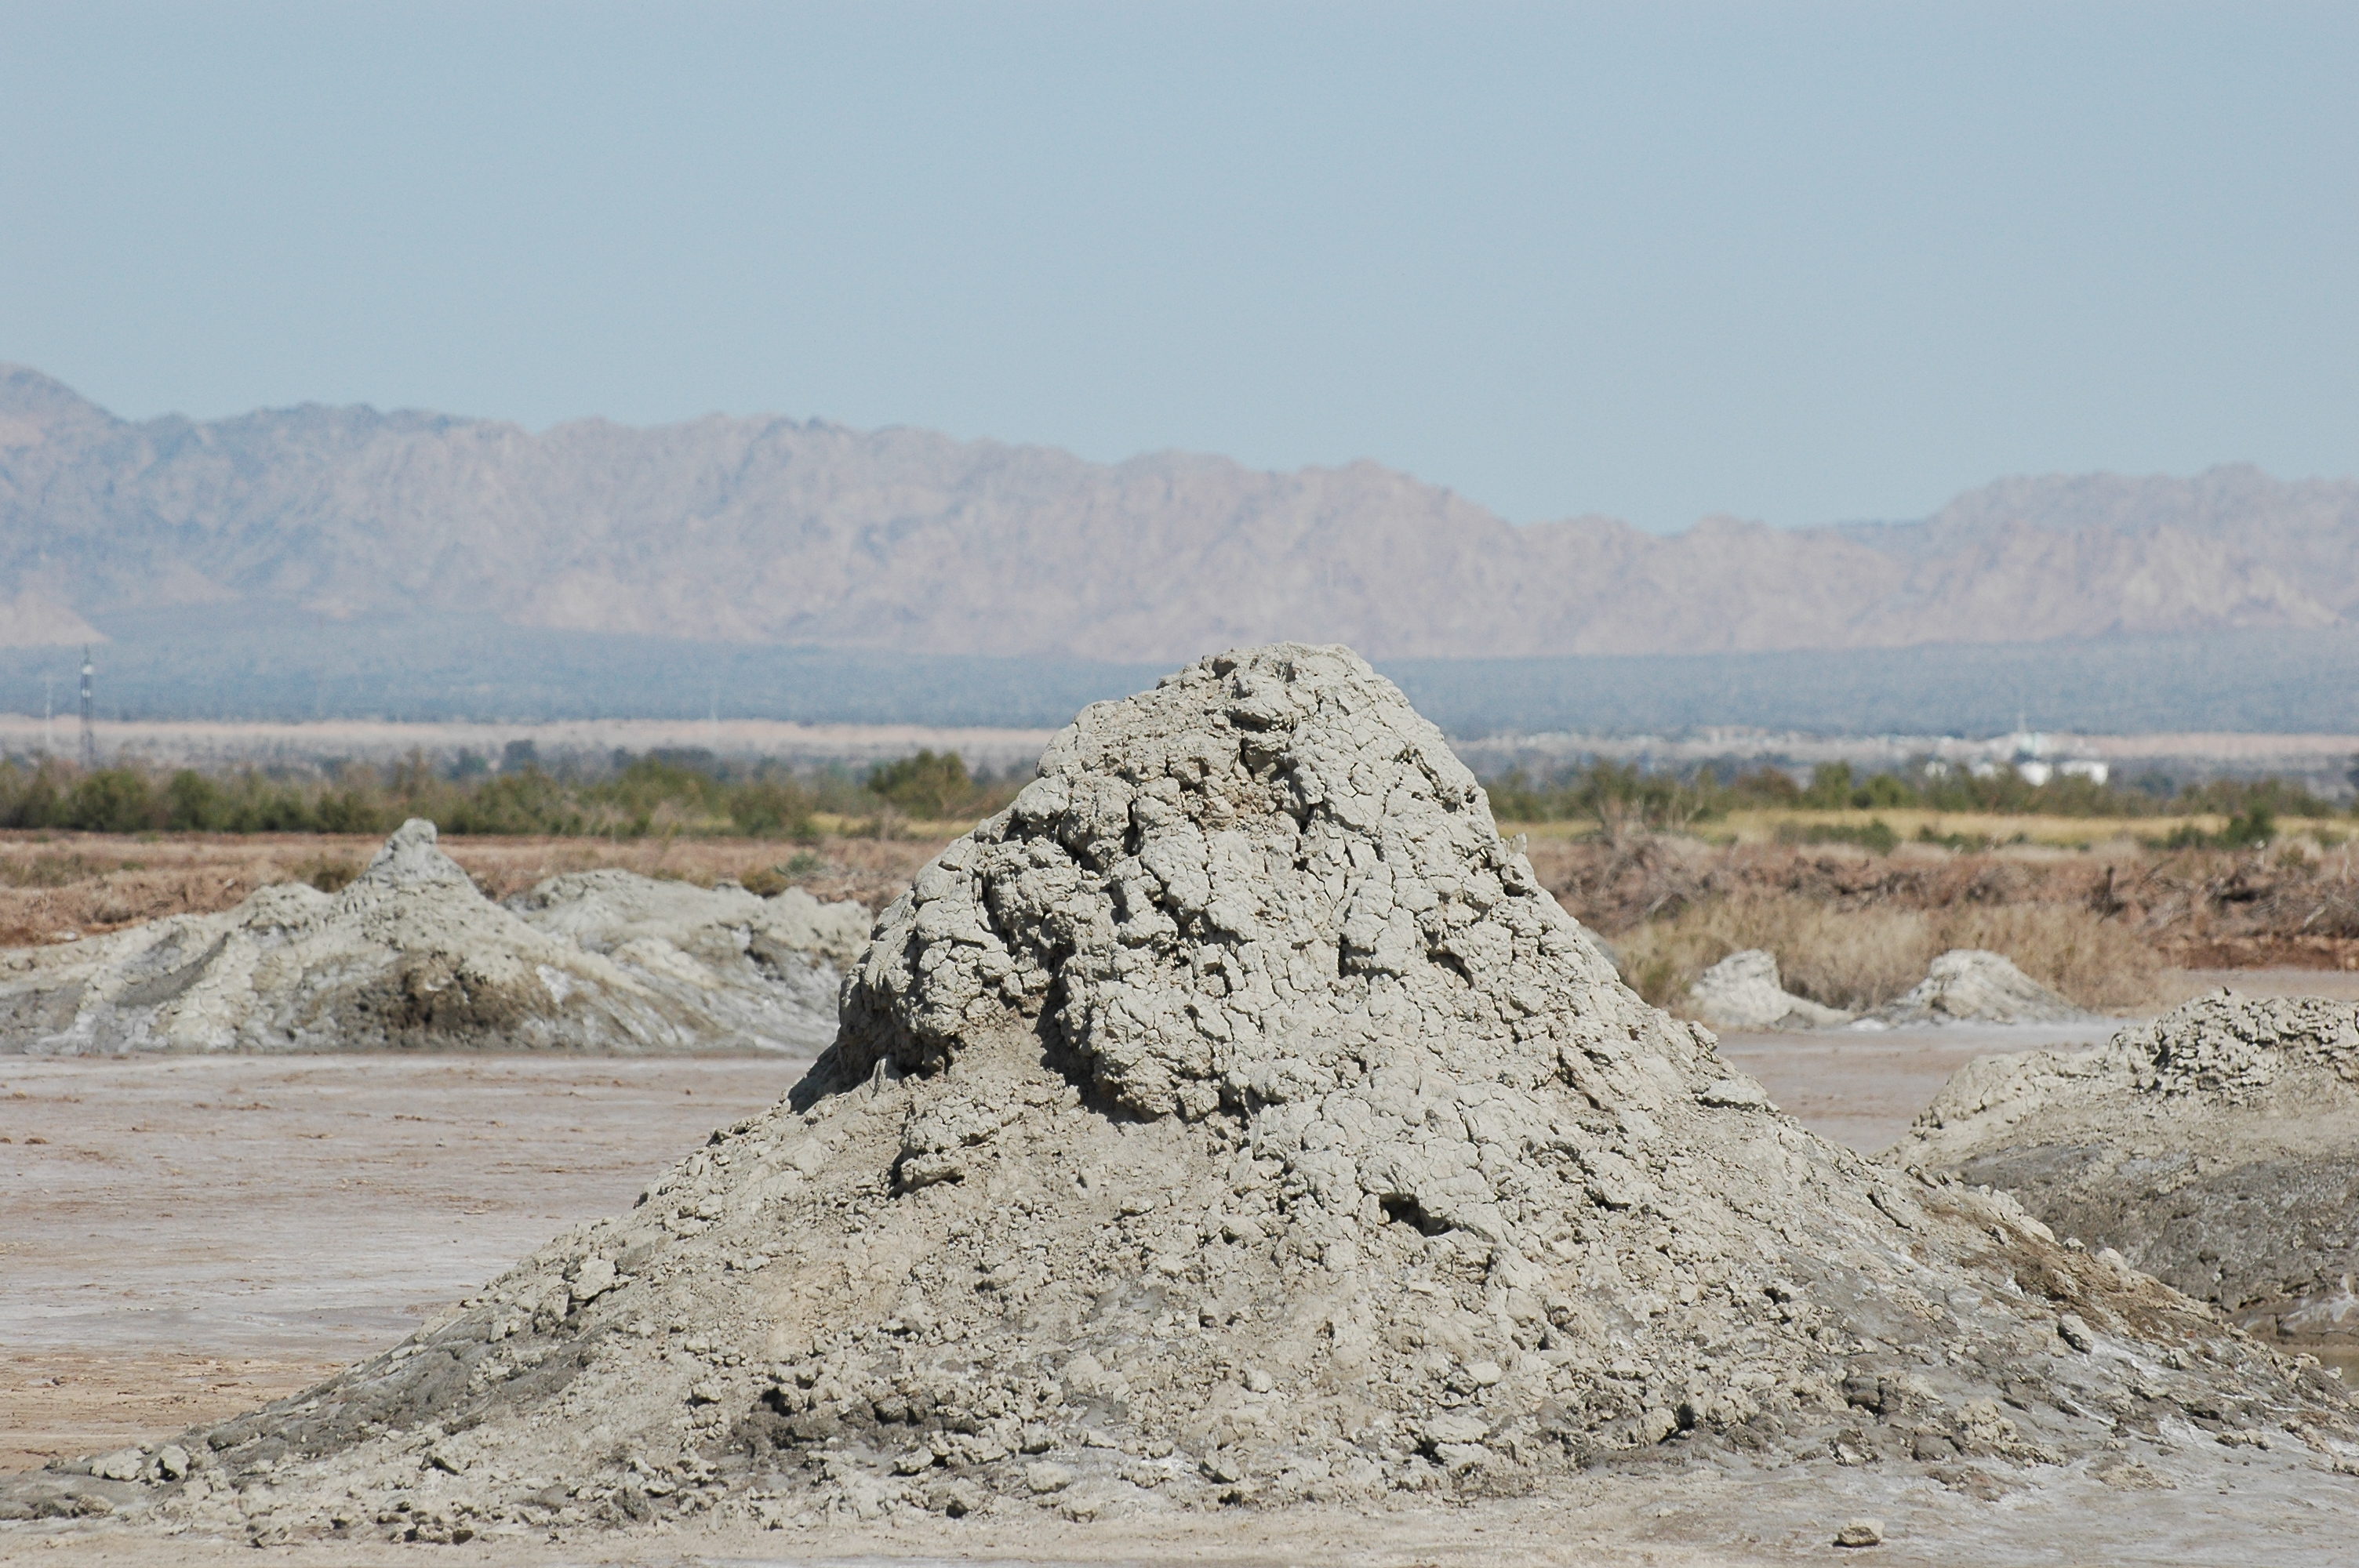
[3,2,2352,530]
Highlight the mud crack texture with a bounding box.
[1902,991,2359,1345]
[838,642,1655,1194]
[87,648,2356,1541]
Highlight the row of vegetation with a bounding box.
[1481,759,2350,832]
[0,748,2349,844]
[1773,811,2298,856]
[0,748,1022,839]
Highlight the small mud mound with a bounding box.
[1899,992,2359,1344]
[1873,949,2086,1026]
[17,649,2355,1540]
[1688,949,1852,1029]
[0,822,863,1055]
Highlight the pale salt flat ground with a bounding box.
[9,970,2359,1563]
[0,1056,801,1473]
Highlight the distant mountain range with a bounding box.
[4,364,2354,666]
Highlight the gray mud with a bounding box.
[7,647,2358,1560]
[1717,1018,2122,1153]
[0,825,867,1056]
[1872,948,2086,1027]
[1901,991,2359,1354]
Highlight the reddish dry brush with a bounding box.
[1528,835,2110,931]
[1534,834,2359,966]
[2112,843,2359,969]
[1604,888,2162,1014]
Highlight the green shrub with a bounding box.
[1776,817,1899,854]
[1484,760,1728,830]
[65,769,160,833]
[729,779,817,839]
[313,787,387,836]
[867,750,975,820]
[2161,807,2279,851]
[165,770,224,830]
[1801,763,1856,810]
[1856,772,1917,809]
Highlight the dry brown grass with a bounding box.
[1616,891,2161,1015]
[1703,808,2249,849]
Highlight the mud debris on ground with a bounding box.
[0,822,867,1055]
[5,646,2357,1552]
[1898,989,2359,1350]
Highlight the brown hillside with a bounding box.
[4,365,2354,662]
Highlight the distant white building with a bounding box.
[2011,726,2051,786]
[1990,724,2106,789]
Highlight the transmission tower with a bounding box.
[78,646,96,771]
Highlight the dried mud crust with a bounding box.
[10,645,2357,1543]
[0,824,866,1056]
[1900,992,2359,1344]
[1687,949,1853,1029]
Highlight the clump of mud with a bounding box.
[1899,990,2359,1345]
[12,648,2355,1540]
[0,821,863,1055]
[1688,948,1852,1029]
[1876,949,2085,1026]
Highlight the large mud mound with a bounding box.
[14,648,2354,1539]
[1899,990,2359,1344]
[0,822,860,1055]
